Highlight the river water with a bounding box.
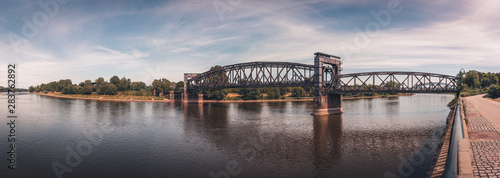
[1,93,454,178]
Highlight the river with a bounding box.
[0,93,454,177]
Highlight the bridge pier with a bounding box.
[312,52,343,116]
[312,94,343,115]
[183,93,203,104]
[168,91,175,101]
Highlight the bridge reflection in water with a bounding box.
[179,95,448,177]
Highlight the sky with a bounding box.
[0,0,499,88]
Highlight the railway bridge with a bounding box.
[183,52,459,115]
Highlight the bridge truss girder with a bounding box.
[186,62,316,90]
[329,72,458,94]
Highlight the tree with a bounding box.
[279,87,291,96]
[82,85,92,95]
[203,89,228,100]
[464,70,481,88]
[84,80,92,86]
[151,78,173,96]
[29,86,34,92]
[95,77,106,94]
[118,77,131,91]
[102,84,117,95]
[239,88,261,100]
[130,82,146,91]
[488,84,500,99]
[291,87,306,97]
[175,81,184,91]
[62,85,78,94]
[384,81,398,88]
[57,79,72,92]
[266,88,280,99]
[110,76,120,86]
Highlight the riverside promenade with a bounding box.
[463,94,500,177]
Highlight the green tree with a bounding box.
[175,81,184,91]
[488,84,500,99]
[110,76,120,86]
[84,80,92,86]
[203,89,228,100]
[464,70,481,88]
[95,77,106,94]
[130,81,147,91]
[82,85,92,95]
[62,85,78,94]
[102,83,117,95]
[266,88,280,99]
[291,87,306,97]
[384,81,398,88]
[152,78,173,96]
[57,79,72,92]
[279,87,291,96]
[118,77,131,91]
[239,88,261,100]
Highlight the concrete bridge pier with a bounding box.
[182,93,203,104]
[312,52,343,116]
[312,94,343,115]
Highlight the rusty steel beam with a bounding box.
[330,72,458,94]
[186,62,316,91]
[185,62,458,95]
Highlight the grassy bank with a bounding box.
[35,92,172,102]
[34,92,414,103]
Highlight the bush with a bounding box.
[488,84,500,99]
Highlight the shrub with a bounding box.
[488,84,500,99]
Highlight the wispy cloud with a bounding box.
[0,0,499,88]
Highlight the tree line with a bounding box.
[202,86,313,100]
[462,70,500,98]
[29,76,184,97]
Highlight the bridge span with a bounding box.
[183,52,460,115]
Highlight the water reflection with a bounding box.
[313,115,343,177]
[0,93,453,177]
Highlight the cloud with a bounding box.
[1,0,499,88]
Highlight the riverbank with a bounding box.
[343,93,413,100]
[35,92,174,103]
[427,100,457,177]
[33,92,413,103]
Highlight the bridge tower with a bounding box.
[183,73,203,103]
[312,52,343,115]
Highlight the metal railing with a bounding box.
[443,96,463,177]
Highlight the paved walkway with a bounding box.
[464,94,500,178]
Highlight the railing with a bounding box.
[443,96,463,177]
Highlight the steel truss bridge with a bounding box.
[184,63,458,94]
[183,53,461,115]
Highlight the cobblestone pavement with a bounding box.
[470,141,500,177]
[467,113,497,132]
[464,95,500,178]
